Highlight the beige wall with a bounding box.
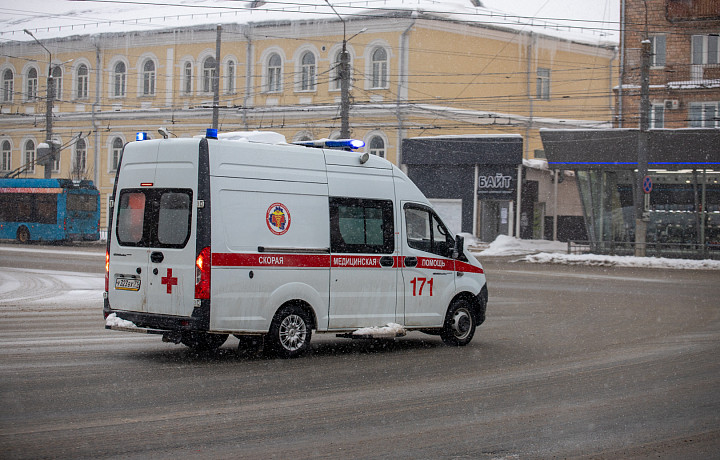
[0,17,616,228]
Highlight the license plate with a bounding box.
[115,277,141,291]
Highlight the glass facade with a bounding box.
[576,169,720,257]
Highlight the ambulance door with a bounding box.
[328,197,397,329]
[400,203,457,327]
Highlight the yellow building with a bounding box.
[0,1,617,231]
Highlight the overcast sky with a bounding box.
[0,0,621,43]
[482,0,620,25]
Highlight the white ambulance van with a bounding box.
[104,130,487,357]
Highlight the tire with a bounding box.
[440,299,476,346]
[16,226,30,244]
[267,305,312,358]
[180,332,228,351]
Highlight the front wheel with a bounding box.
[440,299,476,346]
[267,305,312,358]
[180,332,228,351]
[16,226,30,243]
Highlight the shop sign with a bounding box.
[477,166,517,200]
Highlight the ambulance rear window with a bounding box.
[116,188,193,248]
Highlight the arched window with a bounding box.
[76,64,89,99]
[300,51,316,91]
[368,136,385,158]
[1,140,11,171]
[111,137,123,171]
[113,62,126,97]
[371,47,388,89]
[51,66,62,100]
[26,68,38,100]
[24,140,35,173]
[202,57,216,93]
[74,138,87,173]
[226,60,235,94]
[3,69,14,102]
[183,62,192,94]
[267,53,282,92]
[142,60,155,96]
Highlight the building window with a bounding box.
[267,53,282,92]
[202,57,216,93]
[74,138,87,174]
[51,66,62,100]
[692,34,719,66]
[111,137,123,171]
[689,102,719,128]
[650,35,666,68]
[226,60,235,94]
[650,104,664,128]
[536,68,550,100]
[3,69,14,102]
[24,140,35,173]
[113,62,126,97]
[371,47,388,89]
[183,62,192,94]
[300,51,316,91]
[368,136,385,158]
[76,64,89,99]
[1,140,11,171]
[26,68,38,101]
[142,60,156,96]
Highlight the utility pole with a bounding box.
[212,24,222,130]
[24,29,56,179]
[635,38,651,257]
[325,1,364,138]
[339,40,350,138]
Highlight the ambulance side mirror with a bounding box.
[452,235,464,259]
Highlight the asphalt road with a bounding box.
[0,243,719,459]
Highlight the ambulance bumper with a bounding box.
[103,305,206,332]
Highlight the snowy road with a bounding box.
[1,245,719,458]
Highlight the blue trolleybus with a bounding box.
[0,178,100,243]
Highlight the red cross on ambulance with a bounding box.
[161,268,178,294]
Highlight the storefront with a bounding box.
[541,129,720,257]
[402,135,523,242]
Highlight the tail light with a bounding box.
[104,249,110,292]
[195,246,211,299]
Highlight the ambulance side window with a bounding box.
[329,197,394,254]
[405,204,454,258]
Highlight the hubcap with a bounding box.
[451,308,472,339]
[279,314,307,351]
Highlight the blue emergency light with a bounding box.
[294,139,365,150]
[136,132,149,141]
[206,128,218,139]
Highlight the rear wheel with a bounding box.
[16,226,30,244]
[267,305,312,358]
[180,332,228,351]
[440,299,476,346]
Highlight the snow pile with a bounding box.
[353,323,406,338]
[105,313,137,328]
[524,252,720,270]
[476,235,567,256]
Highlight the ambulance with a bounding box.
[104,129,488,358]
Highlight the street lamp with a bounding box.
[24,29,56,179]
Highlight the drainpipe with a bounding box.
[243,25,254,129]
[525,32,533,160]
[396,15,416,171]
[93,42,101,187]
[618,0,626,127]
